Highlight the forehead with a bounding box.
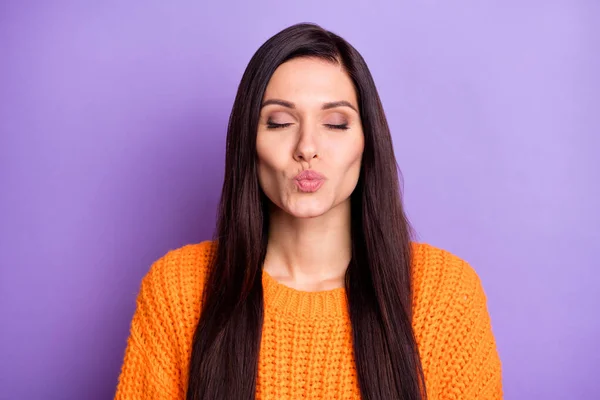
[263,57,358,106]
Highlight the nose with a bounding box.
[293,128,318,162]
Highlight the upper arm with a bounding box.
[114,257,186,400]
[412,244,503,399]
[441,263,503,399]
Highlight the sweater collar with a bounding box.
[261,270,349,319]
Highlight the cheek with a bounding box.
[335,134,364,172]
[256,146,273,187]
[350,136,365,165]
[256,135,288,189]
[334,135,364,194]
[256,132,290,165]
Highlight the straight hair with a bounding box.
[187,23,427,400]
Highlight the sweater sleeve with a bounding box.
[438,260,503,399]
[114,256,186,400]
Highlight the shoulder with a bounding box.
[411,242,483,297]
[144,240,215,283]
[137,240,216,315]
[410,242,491,328]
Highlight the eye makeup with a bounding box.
[265,120,350,130]
[267,120,293,129]
[263,111,353,130]
[323,112,350,130]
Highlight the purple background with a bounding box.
[1,2,598,399]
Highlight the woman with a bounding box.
[115,23,502,400]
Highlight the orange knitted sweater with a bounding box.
[114,241,502,399]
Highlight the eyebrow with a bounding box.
[261,99,358,112]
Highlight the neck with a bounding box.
[264,200,352,290]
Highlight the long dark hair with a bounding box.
[187,23,426,400]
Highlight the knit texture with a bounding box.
[114,241,502,399]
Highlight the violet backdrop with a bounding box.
[1,1,598,399]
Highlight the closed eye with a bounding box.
[267,122,293,129]
[324,124,349,130]
[266,122,349,130]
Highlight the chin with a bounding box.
[289,209,328,219]
[286,200,331,219]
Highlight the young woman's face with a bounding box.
[256,57,365,218]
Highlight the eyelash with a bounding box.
[266,122,349,130]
